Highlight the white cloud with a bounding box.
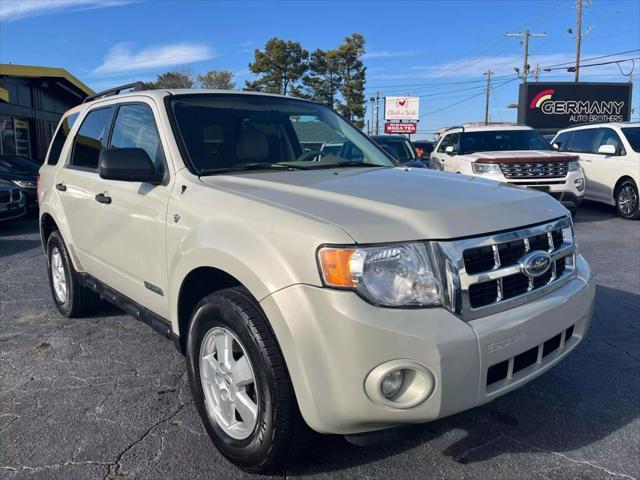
[94,42,215,74]
[0,0,132,22]
[364,50,424,59]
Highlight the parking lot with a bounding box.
[0,202,638,480]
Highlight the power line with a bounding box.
[543,57,640,72]
[541,49,640,69]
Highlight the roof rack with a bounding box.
[83,81,146,103]
[442,125,465,133]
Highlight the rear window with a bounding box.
[47,113,78,165]
[565,129,597,153]
[70,107,114,170]
[621,127,640,152]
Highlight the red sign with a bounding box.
[384,122,417,134]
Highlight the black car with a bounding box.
[0,155,38,208]
[0,179,27,222]
[370,135,426,168]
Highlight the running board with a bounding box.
[77,272,180,351]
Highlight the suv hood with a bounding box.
[464,150,578,162]
[199,167,567,243]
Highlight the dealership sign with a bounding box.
[385,96,420,120]
[518,82,632,130]
[385,122,417,134]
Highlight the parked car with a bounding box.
[432,124,585,214]
[0,179,27,222]
[412,140,439,170]
[0,155,39,208]
[551,122,640,220]
[370,135,425,167]
[39,87,594,473]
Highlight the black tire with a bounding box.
[615,179,640,220]
[46,230,100,317]
[186,287,313,473]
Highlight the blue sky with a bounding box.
[1,0,639,139]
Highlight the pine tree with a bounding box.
[302,49,342,108]
[335,34,367,128]
[245,38,309,95]
[197,70,236,90]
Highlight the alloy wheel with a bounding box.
[618,184,638,217]
[50,247,67,304]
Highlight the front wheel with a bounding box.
[186,287,312,473]
[615,179,640,220]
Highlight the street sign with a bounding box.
[518,82,633,132]
[384,122,417,134]
[384,96,420,120]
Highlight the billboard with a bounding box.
[384,96,420,120]
[518,82,633,131]
[385,122,417,134]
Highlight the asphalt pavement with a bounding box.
[1,202,638,480]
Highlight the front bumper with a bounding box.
[260,255,594,434]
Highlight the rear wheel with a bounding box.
[186,287,313,473]
[46,231,100,317]
[615,179,640,220]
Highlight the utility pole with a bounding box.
[506,29,547,82]
[534,63,540,81]
[369,96,375,135]
[575,0,583,82]
[484,70,492,125]
[375,91,380,135]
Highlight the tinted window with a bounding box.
[110,104,164,168]
[168,95,393,174]
[593,128,625,155]
[71,108,114,170]
[621,127,640,153]
[47,113,78,166]
[459,130,551,154]
[437,135,450,153]
[553,131,571,150]
[565,129,597,153]
[375,139,416,162]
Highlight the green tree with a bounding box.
[335,33,367,128]
[145,70,194,89]
[197,69,236,90]
[245,38,309,95]
[303,48,342,108]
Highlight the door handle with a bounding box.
[95,193,112,204]
[55,183,66,192]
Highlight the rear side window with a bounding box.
[552,131,571,151]
[109,104,165,169]
[70,107,114,170]
[47,113,79,165]
[565,129,597,153]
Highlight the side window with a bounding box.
[449,133,460,152]
[593,128,625,156]
[70,107,114,170]
[47,113,78,165]
[565,129,597,153]
[437,135,450,153]
[553,131,572,151]
[110,104,165,169]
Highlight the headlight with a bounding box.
[317,243,442,307]
[568,160,580,172]
[12,180,36,189]
[472,163,501,174]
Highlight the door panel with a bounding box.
[86,102,171,317]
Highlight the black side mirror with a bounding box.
[99,148,163,184]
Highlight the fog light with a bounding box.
[574,178,584,192]
[381,370,404,399]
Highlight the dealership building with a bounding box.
[0,64,93,163]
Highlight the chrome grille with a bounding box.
[500,162,568,179]
[432,217,576,320]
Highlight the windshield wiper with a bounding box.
[199,163,308,176]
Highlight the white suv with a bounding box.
[431,124,585,214]
[552,122,640,219]
[38,87,594,472]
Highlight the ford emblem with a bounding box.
[519,250,552,278]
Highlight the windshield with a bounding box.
[167,94,396,174]
[374,138,416,162]
[0,155,38,173]
[459,130,553,154]
[621,127,640,152]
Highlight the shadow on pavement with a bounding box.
[288,285,639,474]
[573,200,618,224]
